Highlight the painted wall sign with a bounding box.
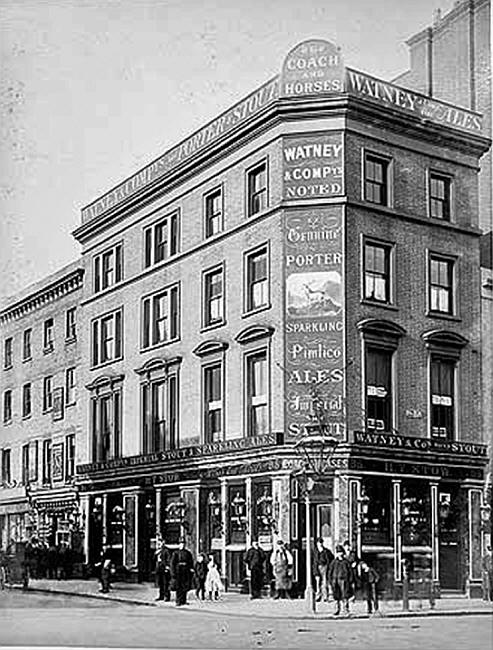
[345,68,483,134]
[283,132,344,200]
[52,387,64,421]
[283,206,345,439]
[81,77,279,222]
[353,431,487,457]
[52,443,64,482]
[280,39,344,97]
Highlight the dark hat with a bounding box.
[335,545,344,553]
[317,537,324,544]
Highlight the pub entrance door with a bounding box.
[438,485,463,591]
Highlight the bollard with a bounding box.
[402,560,409,611]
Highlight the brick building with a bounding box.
[0,262,84,556]
[70,39,490,598]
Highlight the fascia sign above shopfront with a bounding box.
[81,39,484,223]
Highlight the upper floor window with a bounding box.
[42,440,51,485]
[43,376,53,412]
[1,449,11,485]
[23,329,32,361]
[364,241,392,304]
[430,358,455,440]
[22,383,32,419]
[4,338,12,369]
[66,307,77,341]
[364,153,390,206]
[245,350,268,436]
[203,363,223,443]
[204,187,223,238]
[429,172,451,221]
[247,162,268,217]
[91,309,123,367]
[365,347,393,432]
[142,285,179,349]
[3,390,12,424]
[43,318,54,352]
[65,434,76,480]
[142,374,178,453]
[90,380,122,462]
[66,367,76,405]
[429,255,454,315]
[203,266,224,328]
[94,243,123,293]
[245,245,269,313]
[22,444,29,485]
[144,211,179,268]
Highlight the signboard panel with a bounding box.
[283,206,345,439]
[282,132,344,201]
[280,39,344,97]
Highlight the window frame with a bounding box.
[3,389,12,424]
[204,185,224,239]
[244,347,270,437]
[202,360,224,443]
[143,209,180,269]
[428,356,457,441]
[65,367,76,406]
[1,448,11,485]
[43,375,53,412]
[364,346,395,433]
[427,169,453,222]
[90,384,123,462]
[65,307,77,341]
[91,307,124,368]
[4,337,13,370]
[202,263,225,330]
[23,329,32,362]
[93,242,123,294]
[362,150,392,207]
[42,440,51,485]
[361,237,394,306]
[21,444,29,485]
[141,283,180,351]
[65,434,76,480]
[43,317,54,353]
[427,252,457,317]
[244,242,270,315]
[246,159,269,218]
[22,382,32,419]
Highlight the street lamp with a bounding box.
[294,429,339,613]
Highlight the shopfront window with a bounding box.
[228,485,247,545]
[253,481,274,540]
[360,478,392,546]
[401,481,431,547]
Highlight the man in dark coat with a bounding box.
[170,538,194,606]
[245,540,266,599]
[154,537,172,601]
[359,560,380,615]
[313,538,334,602]
[343,540,359,599]
[328,545,354,616]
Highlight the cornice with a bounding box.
[0,268,84,325]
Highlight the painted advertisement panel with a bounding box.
[283,206,345,439]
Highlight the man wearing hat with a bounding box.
[170,537,194,606]
[313,537,334,602]
[328,545,354,616]
[154,536,171,601]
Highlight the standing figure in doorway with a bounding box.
[328,545,354,616]
[245,539,266,600]
[154,537,171,602]
[170,538,194,607]
[359,560,381,615]
[194,552,207,601]
[313,537,334,603]
[270,539,293,599]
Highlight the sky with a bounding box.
[0,0,457,302]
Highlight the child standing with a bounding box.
[359,560,380,615]
[194,552,207,600]
[205,554,224,601]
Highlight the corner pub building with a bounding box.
[73,40,490,598]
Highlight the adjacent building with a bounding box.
[72,39,490,597]
[0,262,84,557]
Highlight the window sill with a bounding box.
[247,206,270,220]
[43,346,54,356]
[65,400,76,408]
[201,320,226,334]
[65,337,77,346]
[90,356,124,371]
[3,365,12,371]
[360,299,398,311]
[426,311,461,322]
[2,420,12,427]
[140,339,180,354]
[42,408,53,415]
[22,414,32,421]
[242,304,271,319]
[22,357,32,364]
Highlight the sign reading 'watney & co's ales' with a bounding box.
[283,132,344,200]
[280,39,344,97]
[283,206,345,439]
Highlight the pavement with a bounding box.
[7,578,493,620]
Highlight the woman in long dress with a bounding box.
[270,539,293,599]
[205,554,224,601]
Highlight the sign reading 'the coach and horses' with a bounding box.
[280,39,344,97]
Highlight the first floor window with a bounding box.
[203,267,224,327]
[365,347,392,431]
[429,172,451,221]
[66,367,76,405]
[43,440,51,484]
[142,285,179,348]
[364,153,389,206]
[247,162,267,217]
[91,390,122,462]
[65,434,76,479]
[22,383,31,418]
[3,390,12,423]
[246,246,268,311]
[142,375,178,453]
[144,211,179,267]
[92,309,123,366]
[430,358,455,439]
[4,337,12,369]
[1,449,11,485]
[429,255,454,314]
[43,376,53,412]
[22,444,29,484]
[203,363,222,442]
[246,351,268,436]
[364,241,391,303]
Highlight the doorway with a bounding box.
[438,485,462,591]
